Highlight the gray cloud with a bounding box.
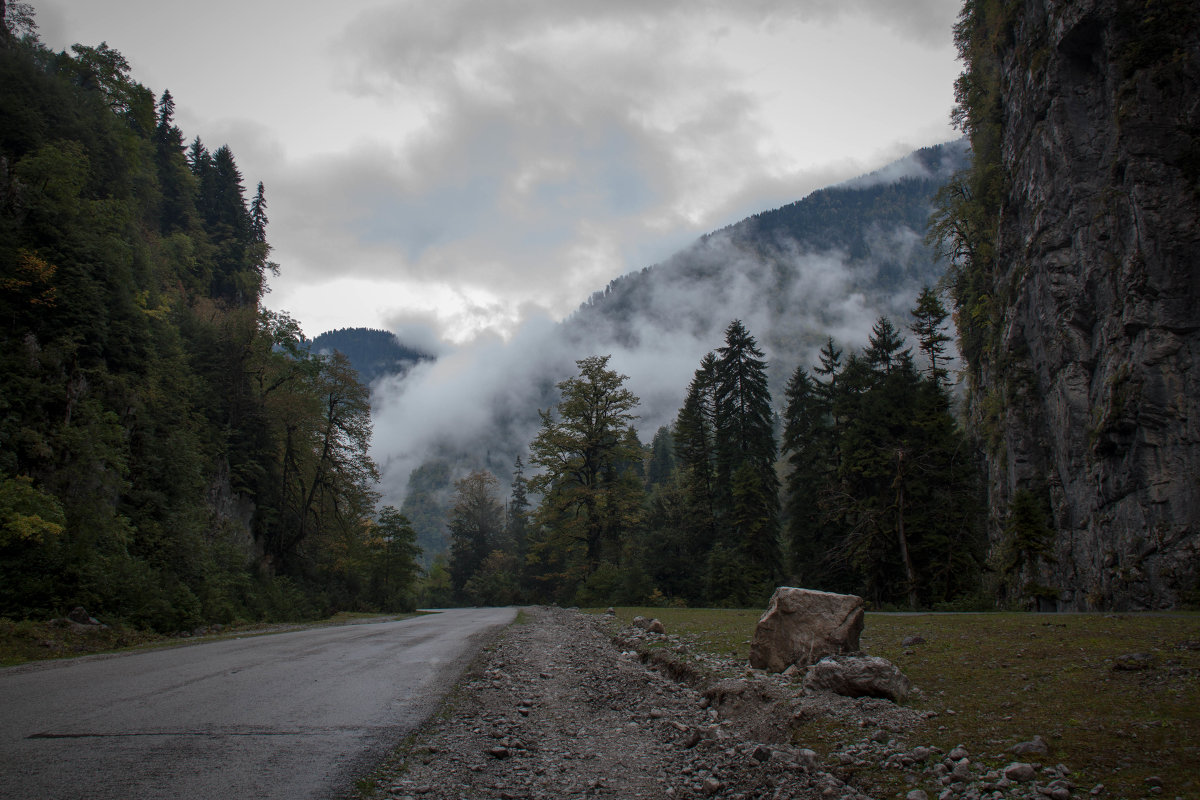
[254,0,960,337]
[369,180,955,500]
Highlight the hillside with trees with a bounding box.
[308,327,431,386]
[567,140,969,357]
[394,141,975,574]
[0,9,420,629]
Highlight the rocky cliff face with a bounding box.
[986,0,1200,608]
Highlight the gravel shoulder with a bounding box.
[360,607,1085,800]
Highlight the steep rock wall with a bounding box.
[987,0,1200,608]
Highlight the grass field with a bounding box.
[601,607,1200,799]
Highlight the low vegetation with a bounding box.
[601,607,1200,799]
[0,611,420,667]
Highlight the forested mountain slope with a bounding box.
[392,142,973,570]
[565,140,969,360]
[309,327,431,386]
[0,19,417,628]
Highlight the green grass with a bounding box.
[596,608,1200,799]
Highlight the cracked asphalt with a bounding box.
[0,608,515,800]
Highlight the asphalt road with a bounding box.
[0,607,516,800]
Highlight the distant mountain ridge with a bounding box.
[565,139,970,359]
[309,328,432,385]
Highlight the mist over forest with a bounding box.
[365,140,970,559]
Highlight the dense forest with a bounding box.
[0,8,420,629]
[442,303,986,611]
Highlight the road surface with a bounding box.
[0,607,516,800]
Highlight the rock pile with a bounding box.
[367,609,1097,800]
[374,607,873,799]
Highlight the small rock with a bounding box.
[948,744,969,760]
[487,746,510,759]
[803,654,912,703]
[1004,762,1037,783]
[910,746,933,762]
[906,791,929,800]
[1112,652,1156,671]
[751,744,771,762]
[795,748,819,770]
[1009,735,1049,755]
[647,619,666,634]
[902,635,927,646]
[700,777,722,796]
[1040,789,1070,800]
[870,729,889,744]
[67,607,100,626]
[1044,779,1074,800]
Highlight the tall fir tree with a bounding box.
[711,320,780,605]
[673,353,718,563]
[910,286,953,387]
[781,365,832,585]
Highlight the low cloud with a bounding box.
[369,184,954,499]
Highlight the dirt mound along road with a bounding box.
[370,607,872,800]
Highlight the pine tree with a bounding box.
[153,90,196,233]
[250,181,268,243]
[645,426,675,489]
[781,365,832,584]
[864,316,910,375]
[673,353,718,560]
[910,286,953,386]
[506,456,530,561]
[711,320,780,603]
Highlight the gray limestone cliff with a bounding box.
[984,0,1200,609]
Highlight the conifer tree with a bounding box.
[645,426,675,489]
[506,456,530,561]
[781,365,832,583]
[711,320,780,603]
[673,353,718,558]
[910,286,953,386]
[250,181,268,243]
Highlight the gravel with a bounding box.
[361,607,1090,800]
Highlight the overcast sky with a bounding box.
[35,0,963,347]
